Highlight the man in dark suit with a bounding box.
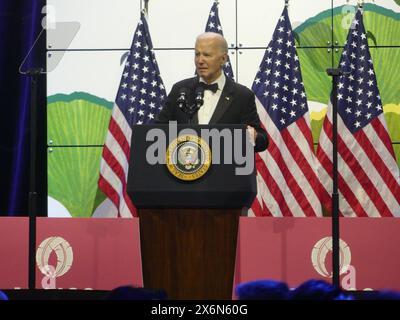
[156,32,268,152]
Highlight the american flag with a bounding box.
[98,13,166,217]
[204,1,234,80]
[316,8,400,217]
[249,7,324,217]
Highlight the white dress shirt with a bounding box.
[197,73,226,124]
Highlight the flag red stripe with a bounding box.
[98,174,121,217]
[268,131,317,217]
[102,146,127,185]
[251,159,274,217]
[315,143,336,214]
[108,116,131,160]
[260,199,273,216]
[102,146,137,217]
[355,123,400,204]
[371,117,396,159]
[287,118,331,210]
[251,155,266,217]
[337,136,393,217]
[321,120,377,217]
[250,198,264,217]
[296,116,315,152]
[319,119,368,216]
[123,191,137,217]
[256,155,294,217]
[317,144,369,217]
[281,128,322,216]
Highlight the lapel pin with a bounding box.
[225,97,230,101]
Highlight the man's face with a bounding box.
[195,37,227,84]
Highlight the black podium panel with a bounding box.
[127,124,256,208]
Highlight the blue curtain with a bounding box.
[0,0,46,216]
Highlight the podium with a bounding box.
[127,124,256,299]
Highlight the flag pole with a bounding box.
[144,0,149,17]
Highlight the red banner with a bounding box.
[234,218,400,293]
[1,217,400,293]
[0,218,29,289]
[34,218,143,290]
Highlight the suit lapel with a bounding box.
[209,78,234,124]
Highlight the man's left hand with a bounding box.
[246,125,258,147]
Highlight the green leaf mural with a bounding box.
[333,4,400,46]
[294,4,400,47]
[297,48,333,105]
[385,111,400,143]
[382,112,400,168]
[48,147,106,217]
[370,48,400,105]
[47,92,113,146]
[293,9,333,47]
[47,92,112,217]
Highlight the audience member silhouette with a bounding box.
[358,289,400,300]
[290,279,353,300]
[235,279,290,300]
[105,286,167,300]
[0,290,9,300]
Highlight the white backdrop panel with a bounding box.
[47,50,126,101]
[236,49,265,90]
[147,0,236,49]
[46,0,141,49]
[237,0,333,47]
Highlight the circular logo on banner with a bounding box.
[36,236,74,278]
[166,134,211,181]
[311,237,351,278]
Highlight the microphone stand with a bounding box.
[188,103,202,125]
[326,68,348,289]
[26,68,44,290]
[178,90,203,125]
[19,21,80,291]
[19,27,46,291]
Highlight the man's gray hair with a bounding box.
[196,32,228,54]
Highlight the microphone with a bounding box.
[194,85,205,109]
[177,87,189,110]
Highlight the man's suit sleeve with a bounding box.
[240,90,268,152]
[155,84,177,123]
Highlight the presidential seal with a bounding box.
[166,134,211,181]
